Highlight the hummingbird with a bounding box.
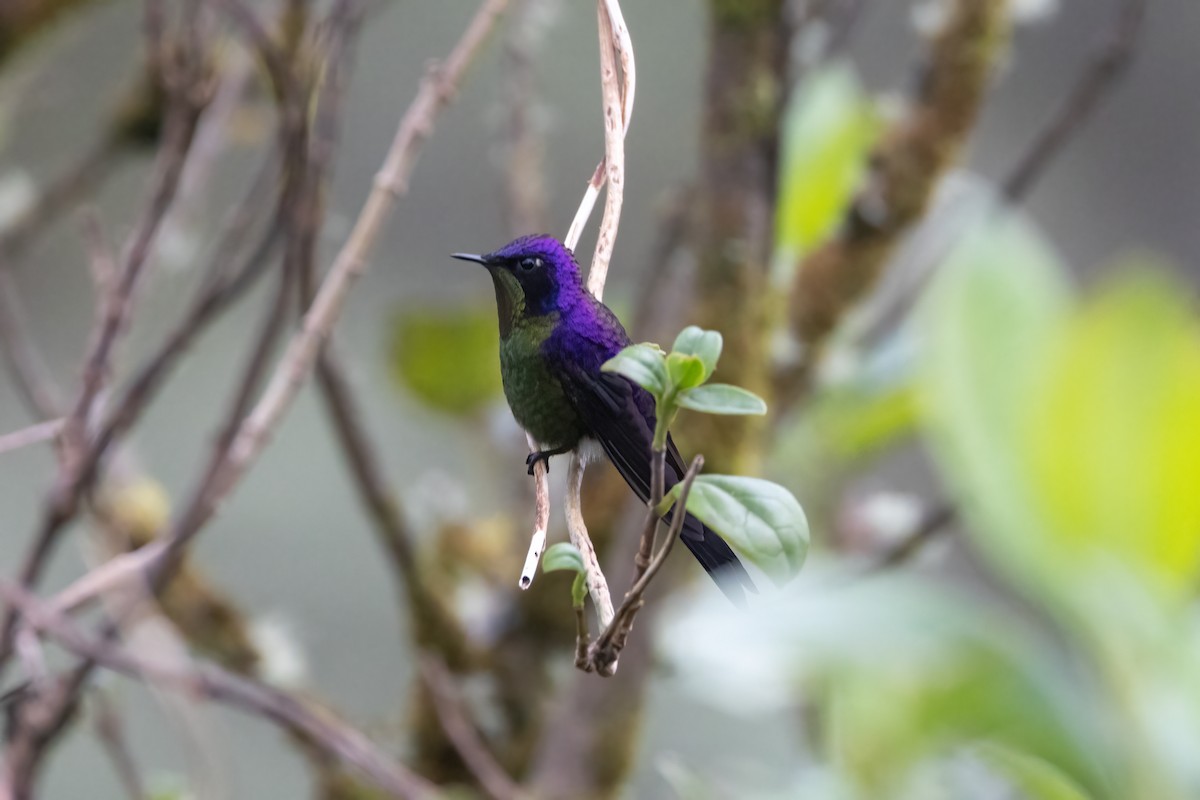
[453,234,754,602]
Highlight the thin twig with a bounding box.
[0,420,63,456]
[1001,0,1148,203]
[0,583,438,800]
[26,0,510,658]
[565,454,614,629]
[586,0,633,300]
[0,136,126,263]
[0,95,205,684]
[91,690,147,800]
[545,0,633,616]
[316,344,473,662]
[0,271,64,420]
[501,0,552,236]
[781,0,1008,409]
[520,430,551,589]
[419,654,523,800]
[632,449,665,579]
[868,503,956,572]
[586,455,702,676]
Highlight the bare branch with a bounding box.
[520,431,551,589]
[0,92,206,683]
[26,0,509,628]
[586,0,634,299]
[586,455,702,676]
[0,583,439,800]
[868,503,956,573]
[532,0,632,614]
[91,690,147,800]
[1001,0,1148,203]
[0,419,63,456]
[565,454,615,629]
[419,654,523,800]
[316,345,473,663]
[782,0,1009,406]
[632,449,665,579]
[0,137,125,263]
[0,271,64,420]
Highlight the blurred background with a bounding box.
[1,0,1198,798]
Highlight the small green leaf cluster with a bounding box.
[602,326,766,450]
[603,326,807,586]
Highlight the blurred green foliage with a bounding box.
[388,305,502,416]
[662,212,1200,800]
[773,62,879,271]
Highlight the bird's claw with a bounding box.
[526,451,550,476]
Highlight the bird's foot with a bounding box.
[526,446,572,476]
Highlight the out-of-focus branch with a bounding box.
[0,583,439,800]
[91,690,146,800]
[0,272,63,420]
[0,62,209,683]
[782,0,1009,402]
[316,346,474,665]
[0,137,126,263]
[1001,0,1148,203]
[868,502,956,572]
[501,0,552,236]
[685,0,788,475]
[0,0,104,69]
[419,654,523,800]
[21,0,508,628]
[295,0,474,667]
[0,419,62,455]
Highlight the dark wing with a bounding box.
[551,356,756,603]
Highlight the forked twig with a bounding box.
[585,455,702,676]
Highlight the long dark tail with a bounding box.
[675,511,756,605]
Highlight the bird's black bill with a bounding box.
[451,252,489,265]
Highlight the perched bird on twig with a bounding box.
[454,235,754,601]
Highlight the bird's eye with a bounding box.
[518,257,542,272]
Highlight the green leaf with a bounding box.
[666,475,808,585]
[922,217,1200,608]
[602,343,668,397]
[919,213,1072,594]
[678,383,767,416]
[658,570,1108,796]
[389,306,501,416]
[671,326,723,379]
[542,542,584,575]
[666,352,707,391]
[977,743,1094,800]
[774,61,879,265]
[544,543,588,608]
[1023,269,1200,601]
